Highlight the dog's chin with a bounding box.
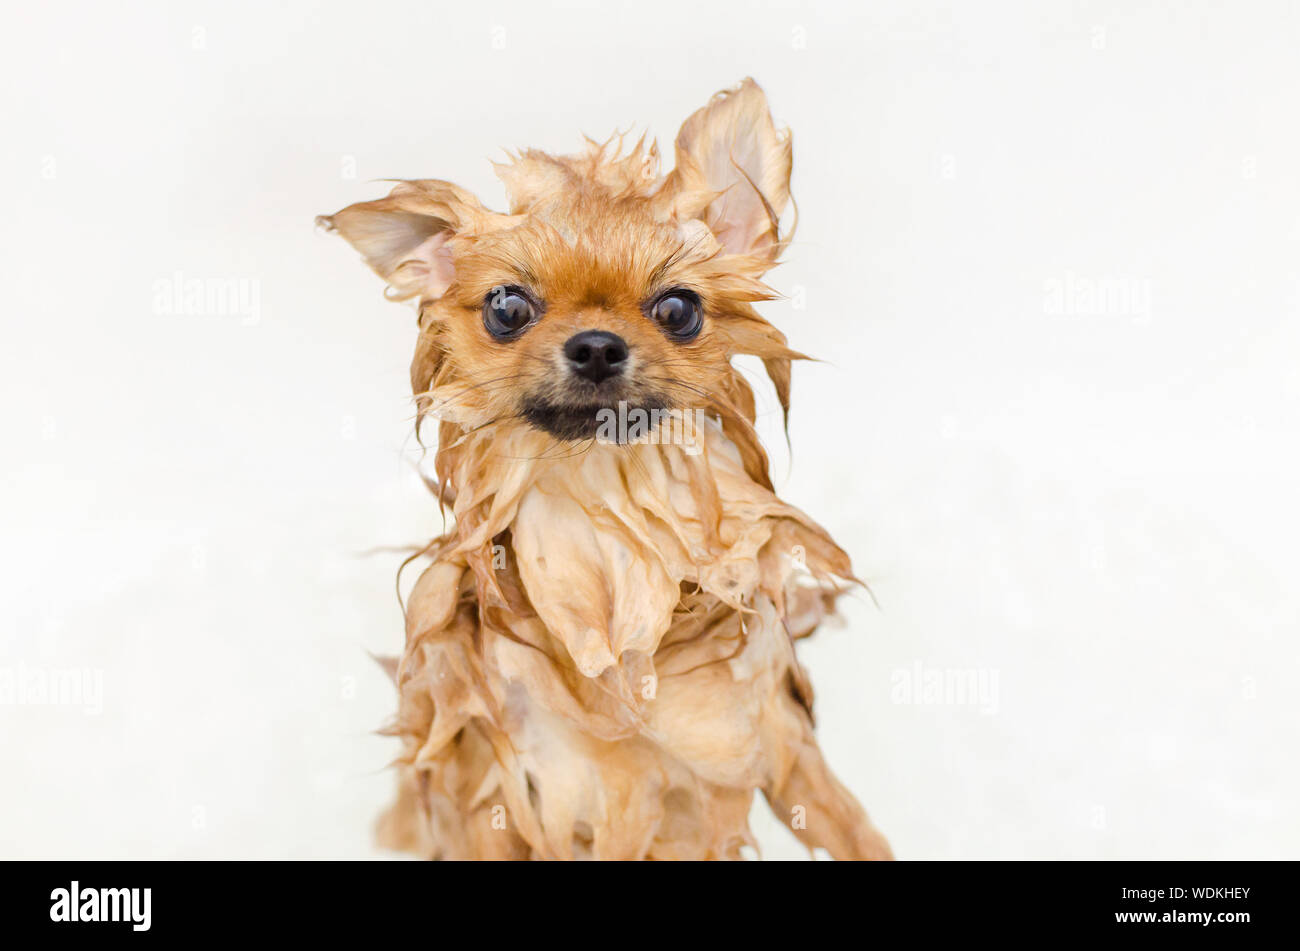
[521,395,670,442]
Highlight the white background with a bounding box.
[2,1,1297,859]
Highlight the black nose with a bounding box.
[563,330,628,384]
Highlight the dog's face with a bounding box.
[435,194,730,441]
[320,79,802,473]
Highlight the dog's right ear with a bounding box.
[317,180,498,301]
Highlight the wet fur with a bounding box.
[319,79,891,860]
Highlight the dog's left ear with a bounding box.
[663,78,793,265]
[317,180,497,301]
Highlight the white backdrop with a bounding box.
[2,0,1297,859]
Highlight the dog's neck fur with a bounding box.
[429,416,851,675]
[382,412,869,859]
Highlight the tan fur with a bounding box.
[319,79,891,860]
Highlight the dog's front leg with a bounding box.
[765,734,894,860]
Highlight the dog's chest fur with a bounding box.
[375,421,889,860]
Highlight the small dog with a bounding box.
[319,79,891,860]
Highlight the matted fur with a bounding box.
[319,79,891,860]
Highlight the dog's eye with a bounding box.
[483,285,536,338]
[649,290,702,340]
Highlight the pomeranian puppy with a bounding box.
[318,79,891,860]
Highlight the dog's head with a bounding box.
[319,79,803,483]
